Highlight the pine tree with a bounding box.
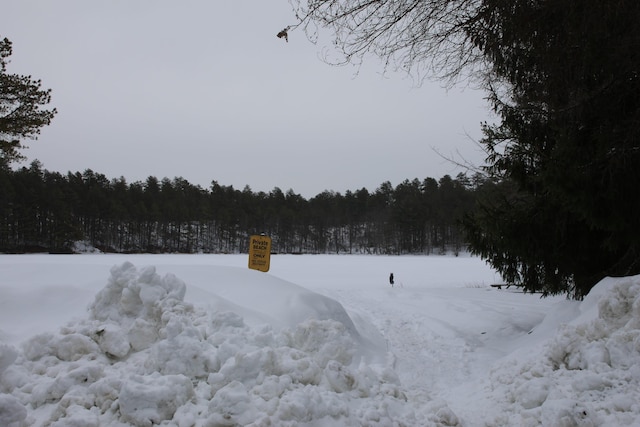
[464,0,640,298]
[0,38,57,163]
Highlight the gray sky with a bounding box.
[3,1,491,198]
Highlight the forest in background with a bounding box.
[0,160,489,255]
[4,1,638,299]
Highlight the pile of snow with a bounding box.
[72,241,101,254]
[2,257,640,426]
[479,276,640,426]
[0,262,446,426]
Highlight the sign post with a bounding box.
[248,235,272,272]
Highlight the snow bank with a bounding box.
[483,275,640,426]
[4,259,640,426]
[0,262,444,426]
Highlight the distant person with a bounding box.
[389,273,394,287]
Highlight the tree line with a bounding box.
[0,160,484,255]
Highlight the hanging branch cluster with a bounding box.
[284,0,488,85]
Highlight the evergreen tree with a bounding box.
[464,0,640,298]
[0,38,57,163]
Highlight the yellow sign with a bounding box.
[248,235,272,272]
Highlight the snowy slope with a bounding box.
[0,254,639,426]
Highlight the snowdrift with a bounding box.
[0,262,422,426]
[478,276,640,426]
[1,261,640,426]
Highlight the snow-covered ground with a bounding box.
[1,254,639,426]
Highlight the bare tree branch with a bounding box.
[286,0,487,86]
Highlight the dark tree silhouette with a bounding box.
[0,38,57,163]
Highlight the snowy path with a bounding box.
[320,286,559,417]
[268,255,565,423]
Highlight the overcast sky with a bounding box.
[3,1,492,198]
